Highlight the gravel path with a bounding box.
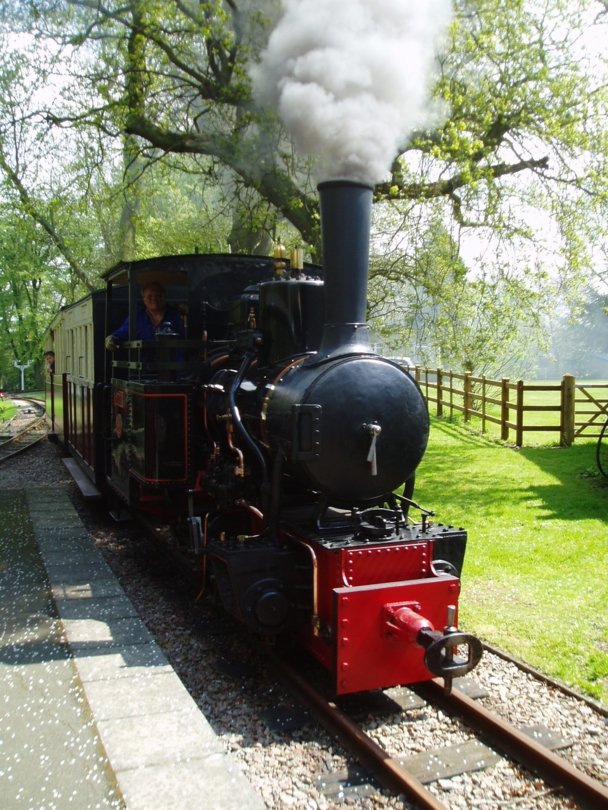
[2,439,607,809]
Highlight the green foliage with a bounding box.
[0,399,16,421]
[369,208,549,376]
[380,0,608,296]
[0,208,69,383]
[0,1,607,376]
[417,418,608,702]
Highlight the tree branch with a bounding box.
[124,111,320,247]
[376,155,550,202]
[0,146,95,291]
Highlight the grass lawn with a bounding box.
[0,400,17,423]
[414,417,608,704]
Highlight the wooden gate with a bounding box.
[575,382,608,438]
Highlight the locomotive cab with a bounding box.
[101,253,326,513]
[103,262,197,505]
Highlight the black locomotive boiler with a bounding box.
[45,180,482,695]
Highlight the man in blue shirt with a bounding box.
[105,282,184,350]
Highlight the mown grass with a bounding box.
[414,416,608,704]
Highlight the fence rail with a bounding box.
[407,367,608,447]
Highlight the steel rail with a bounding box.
[414,679,608,810]
[270,651,447,810]
[0,417,47,464]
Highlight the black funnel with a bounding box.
[316,180,373,360]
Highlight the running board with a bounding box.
[62,457,102,500]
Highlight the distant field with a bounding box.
[432,377,608,447]
[414,416,607,703]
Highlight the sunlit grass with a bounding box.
[414,417,608,703]
[0,401,17,423]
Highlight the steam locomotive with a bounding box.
[45,180,481,695]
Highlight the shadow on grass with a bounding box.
[422,419,606,523]
[517,443,607,522]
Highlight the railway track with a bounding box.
[270,650,608,810]
[0,399,47,465]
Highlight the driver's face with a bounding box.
[143,288,165,312]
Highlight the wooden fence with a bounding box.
[407,367,608,447]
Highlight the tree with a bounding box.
[546,291,608,377]
[368,210,550,376]
[0,37,98,291]
[0,207,68,387]
[5,0,299,253]
[3,1,603,260]
[0,1,607,375]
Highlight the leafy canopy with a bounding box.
[0,0,606,375]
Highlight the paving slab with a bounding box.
[0,486,265,810]
[0,490,122,809]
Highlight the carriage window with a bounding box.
[78,325,85,377]
[84,324,89,377]
[69,329,75,374]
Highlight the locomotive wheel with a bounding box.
[597,420,608,478]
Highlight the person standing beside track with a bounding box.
[104,281,184,350]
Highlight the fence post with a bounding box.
[436,368,443,418]
[501,378,510,442]
[464,372,472,423]
[449,370,454,419]
[516,379,524,447]
[561,374,576,447]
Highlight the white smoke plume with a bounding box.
[251,0,452,186]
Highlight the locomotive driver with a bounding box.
[105,282,184,350]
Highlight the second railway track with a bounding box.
[0,398,47,465]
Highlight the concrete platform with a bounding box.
[0,488,265,810]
